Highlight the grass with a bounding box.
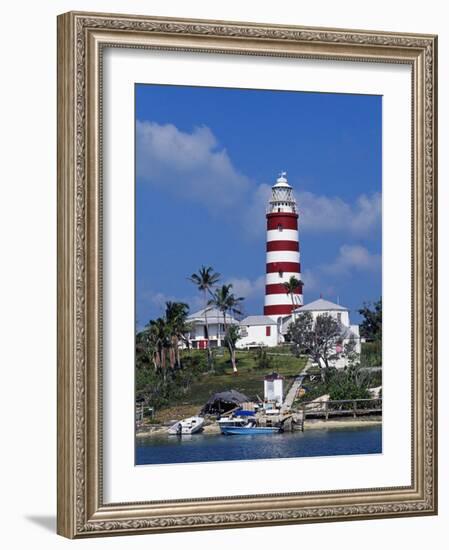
[150,349,307,421]
[361,340,382,367]
[263,344,294,354]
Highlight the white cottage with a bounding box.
[236,315,279,349]
[280,298,361,369]
[186,307,239,349]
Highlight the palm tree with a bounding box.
[137,324,159,372]
[165,301,189,369]
[224,325,241,373]
[147,317,171,380]
[283,276,302,319]
[208,284,244,373]
[188,266,220,369]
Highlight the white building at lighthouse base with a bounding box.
[279,298,361,369]
[185,299,361,369]
[238,298,361,369]
[236,315,279,349]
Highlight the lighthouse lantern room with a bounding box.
[264,172,303,320]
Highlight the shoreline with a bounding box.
[303,418,381,430]
[136,417,382,439]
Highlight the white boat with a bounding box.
[168,416,204,435]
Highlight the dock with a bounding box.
[257,397,382,432]
[298,398,382,422]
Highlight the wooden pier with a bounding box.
[298,398,382,422]
[257,398,382,432]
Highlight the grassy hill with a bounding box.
[180,350,306,405]
[139,349,307,423]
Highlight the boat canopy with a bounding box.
[201,389,250,415]
[234,410,255,417]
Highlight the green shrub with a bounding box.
[295,365,372,406]
[361,340,382,368]
[253,347,272,370]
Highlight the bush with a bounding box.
[182,353,207,374]
[366,370,382,387]
[136,353,208,409]
[295,382,327,403]
[253,347,272,370]
[361,340,382,368]
[295,365,372,406]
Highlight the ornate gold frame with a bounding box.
[57,11,438,538]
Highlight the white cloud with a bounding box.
[136,288,175,323]
[141,289,172,309]
[300,246,379,304]
[226,275,265,299]
[245,184,272,240]
[301,269,319,292]
[301,269,336,298]
[137,120,381,239]
[298,191,381,234]
[136,286,204,328]
[136,121,251,213]
[244,188,381,240]
[323,244,381,275]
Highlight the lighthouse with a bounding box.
[264,172,303,320]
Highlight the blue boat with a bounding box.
[233,410,255,417]
[220,425,281,435]
[219,418,282,435]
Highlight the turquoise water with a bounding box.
[136,425,382,465]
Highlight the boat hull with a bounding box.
[168,416,204,435]
[181,422,203,435]
[220,426,281,435]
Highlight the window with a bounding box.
[279,271,283,278]
[266,326,271,337]
[277,224,283,231]
[337,313,342,323]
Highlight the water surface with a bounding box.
[136,425,382,465]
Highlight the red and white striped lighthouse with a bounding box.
[264,172,303,320]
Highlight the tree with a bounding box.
[147,317,171,380]
[224,325,242,372]
[288,311,342,381]
[188,266,221,369]
[136,326,158,371]
[135,304,203,412]
[343,336,358,368]
[164,301,189,369]
[283,276,302,317]
[358,298,382,341]
[208,283,244,373]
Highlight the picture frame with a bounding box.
[57,11,438,538]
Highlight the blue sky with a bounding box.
[135,84,382,329]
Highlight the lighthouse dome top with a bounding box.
[273,171,291,188]
[267,171,297,214]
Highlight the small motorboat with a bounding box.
[168,416,204,435]
[217,409,257,432]
[219,418,282,435]
[217,416,249,431]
